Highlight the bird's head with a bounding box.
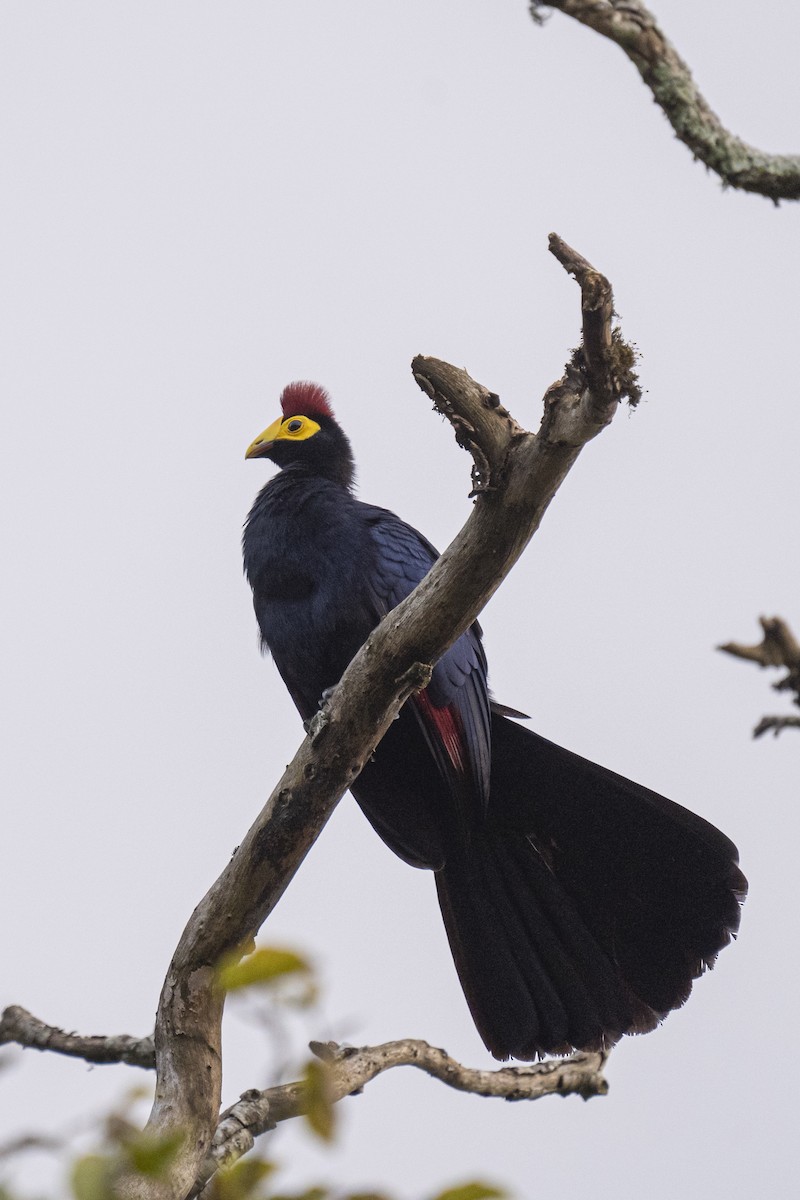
[245,381,354,488]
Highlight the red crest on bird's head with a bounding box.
[280,381,335,420]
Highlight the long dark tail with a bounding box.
[435,714,747,1060]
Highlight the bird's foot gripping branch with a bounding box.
[4,237,746,1200]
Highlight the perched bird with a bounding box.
[243,381,746,1060]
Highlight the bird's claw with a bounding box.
[304,709,330,741]
[303,686,338,735]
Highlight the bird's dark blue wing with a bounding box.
[360,503,491,815]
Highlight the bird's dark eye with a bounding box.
[287,419,303,432]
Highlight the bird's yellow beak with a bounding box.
[245,417,283,460]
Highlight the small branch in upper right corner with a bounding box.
[535,0,800,202]
[754,715,800,739]
[719,615,800,736]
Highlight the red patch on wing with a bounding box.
[414,690,466,776]
[280,381,335,420]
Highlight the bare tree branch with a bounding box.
[0,1132,65,1162]
[190,1042,608,1196]
[533,1,800,202]
[719,616,800,736]
[2,235,631,1200]
[0,1004,607,1197]
[412,361,524,496]
[719,616,800,670]
[753,715,800,739]
[0,1005,155,1070]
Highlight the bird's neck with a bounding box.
[284,458,355,491]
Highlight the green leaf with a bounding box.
[431,1185,508,1200]
[210,1156,277,1199]
[123,1129,184,1178]
[70,1154,115,1200]
[301,1058,336,1142]
[268,1190,329,1200]
[217,947,312,993]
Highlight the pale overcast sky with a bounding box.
[2,3,799,1198]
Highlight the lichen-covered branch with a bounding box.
[190,1041,608,1195]
[533,1,800,202]
[719,616,800,737]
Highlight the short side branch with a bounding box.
[753,715,800,739]
[535,1,800,202]
[548,233,641,419]
[719,615,800,736]
[412,359,525,494]
[719,616,800,670]
[0,1006,155,1070]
